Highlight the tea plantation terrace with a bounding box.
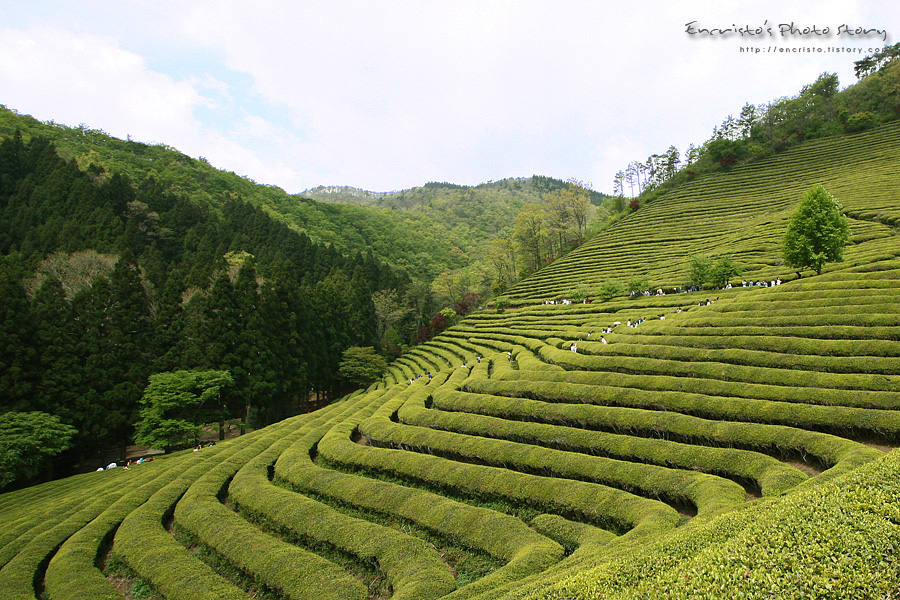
[2,124,900,599]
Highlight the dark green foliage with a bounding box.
[0,133,410,460]
[134,370,233,451]
[338,346,388,387]
[0,411,77,489]
[704,138,747,167]
[782,184,851,275]
[0,269,37,409]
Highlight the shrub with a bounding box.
[844,110,879,132]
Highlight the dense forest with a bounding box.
[0,132,420,474]
[0,107,612,288]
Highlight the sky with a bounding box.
[0,1,896,195]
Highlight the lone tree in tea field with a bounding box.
[782,184,850,275]
[134,369,233,452]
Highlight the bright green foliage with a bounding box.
[504,121,900,300]
[530,450,900,600]
[338,347,388,387]
[844,110,879,132]
[686,254,713,288]
[782,184,851,275]
[598,280,624,300]
[709,255,741,288]
[625,276,649,294]
[0,411,77,489]
[133,370,233,451]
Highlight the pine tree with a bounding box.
[0,269,37,411]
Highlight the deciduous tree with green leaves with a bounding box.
[710,255,742,288]
[0,411,77,489]
[133,369,233,452]
[782,184,850,276]
[338,347,388,388]
[687,254,713,288]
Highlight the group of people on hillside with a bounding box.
[630,288,667,297]
[408,372,435,384]
[97,456,156,471]
[542,298,592,305]
[743,278,782,287]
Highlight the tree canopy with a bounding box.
[133,369,233,451]
[782,184,851,276]
[0,411,77,489]
[338,347,388,388]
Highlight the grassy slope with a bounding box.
[504,120,900,300]
[2,124,900,599]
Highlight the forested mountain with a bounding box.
[0,107,616,480]
[0,107,610,285]
[0,132,414,471]
[304,177,609,211]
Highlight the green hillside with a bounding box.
[0,106,602,285]
[504,119,900,301]
[303,178,609,212]
[3,109,900,599]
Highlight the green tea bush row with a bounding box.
[272,386,568,600]
[412,342,460,370]
[634,322,900,341]
[0,470,134,566]
[317,390,680,536]
[670,310,900,327]
[173,417,361,600]
[493,367,900,411]
[520,449,900,600]
[231,392,456,600]
[518,342,900,391]
[0,495,98,571]
[359,409,745,520]
[554,337,900,375]
[401,391,806,497]
[528,514,617,554]
[499,125,900,297]
[605,330,900,358]
[374,380,748,511]
[402,349,448,374]
[463,377,900,439]
[112,437,263,600]
[431,388,882,483]
[44,458,190,600]
[0,490,125,600]
[0,469,113,523]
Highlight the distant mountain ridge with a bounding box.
[301,185,394,205]
[302,177,610,209]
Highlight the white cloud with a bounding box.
[2,2,897,193]
[0,26,204,148]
